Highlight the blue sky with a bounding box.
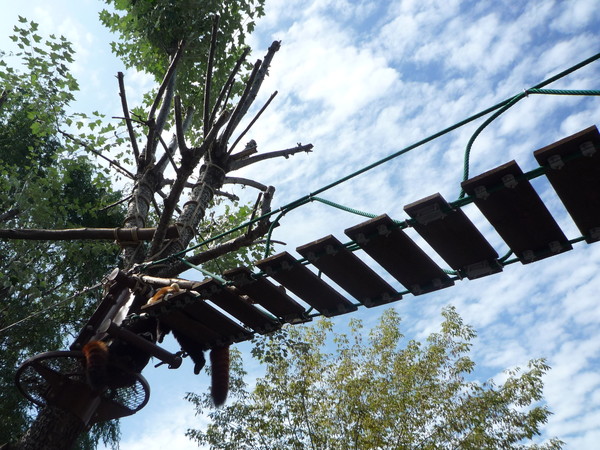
[2,0,600,448]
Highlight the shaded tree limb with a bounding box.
[204,15,220,136]
[224,176,268,191]
[223,41,281,143]
[221,59,261,144]
[228,90,278,155]
[164,217,271,278]
[58,130,135,179]
[174,96,189,156]
[117,72,140,160]
[209,47,251,128]
[0,226,180,242]
[147,40,185,122]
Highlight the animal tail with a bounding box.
[82,340,109,391]
[210,346,230,407]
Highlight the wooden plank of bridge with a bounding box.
[533,125,600,243]
[255,251,357,317]
[196,279,281,334]
[404,193,502,279]
[223,267,309,323]
[180,300,253,344]
[461,160,572,263]
[296,235,400,307]
[143,294,252,346]
[345,214,454,295]
[152,307,222,349]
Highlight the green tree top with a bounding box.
[187,307,563,449]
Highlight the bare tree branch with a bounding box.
[0,226,179,242]
[117,72,140,161]
[174,96,189,156]
[214,190,239,201]
[163,186,275,277]
[165,219,271,277]
[228,90,278,155]
[157,134,179,173]
[147,40,186,121]
[156,105,195,174]
[222,41,281,144]
[229,143,313,171]
[204,15,220,135]
[98,195,132,212]
[58,130,135,179]
[224,176,268,191]
[208,47,251,128]
[230,140,258,161]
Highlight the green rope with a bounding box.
[527,88,600,96]
[177,258,228,284]
[459,92,527,198]
[139,52,600,272]
[459,87,600,198]
[312,196,380,220]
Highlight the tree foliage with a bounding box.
[4,0,310,446]
[99,0,266,141]
[187,307,563,449]
[0,18,124,448]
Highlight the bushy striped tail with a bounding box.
[210,346,230,407]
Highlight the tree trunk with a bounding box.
[12,407,84,450]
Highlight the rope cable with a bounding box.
[139,52,600,271]
[0,282,103,334]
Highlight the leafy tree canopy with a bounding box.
[0,18,124,448]
[187,307,563,449]
[99,0,266,141]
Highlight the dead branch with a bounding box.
[229,143,313,171]
[221,59,261,144]
[174,96,189,156]
[204,15,220,135]
[117,72,140,160]
[223,176,267,191]
[228,91,278,155]
[230,139,258,161]
[209,47,251,128]
[156,105,195,173]
[147,40,186,122]
[223,41,281,143]
[98,195,132,212]
[157,134,179,173]
[0,225,179,242]
[59,130,135,179]
[145,71,177,166]
[215,190,239,201]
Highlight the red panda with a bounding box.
[147,283,180,305]
[210,346,230,407]
[82,340,109,391]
